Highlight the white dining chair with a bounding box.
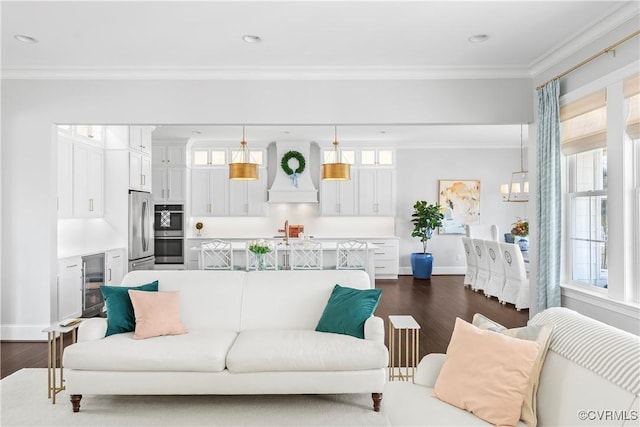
[484,239,506,302]
[336,240,369,270]
[471,239,490,293]
[200,240,233,270]
[246,241,279,271]
[499,242,529,310]
[289,241,323,270]
[461,236,477,288]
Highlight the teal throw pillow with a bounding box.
[100,281,159,336]
[315,284,382,339]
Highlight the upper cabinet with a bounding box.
[129,151,152,192]
[129,125,152,155]
[358,169,396,216]
[319,147,395,217]
[152,142,187,203]
[58,132,104,218]
[189,143,267,217]
[359,148,394,167]
[229,169,268,216]
[153,144,186,166]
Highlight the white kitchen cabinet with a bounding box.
[229,169,267,216]
[57,256,83,321]
[358,169,395,216]
[359,148,394,166]
[129,125,153,155]
[153,167,186,202]
[105,249,125,285]
[73,143,104,217]
[365,238,399,279]
[320,177,357,216]
[153,144,186,166]
[192,148,227,166]
[57,137,74,217]
[191,168,229,216]
[129,152,152,192]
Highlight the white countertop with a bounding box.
[191,241,379,251]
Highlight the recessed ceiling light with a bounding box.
[192,130,202,135]
[14,34,38,44]
[242,35,262,44]
[468,34,489,43]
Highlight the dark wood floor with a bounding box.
[0,275,528,379]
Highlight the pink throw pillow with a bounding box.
[128,290,187,340]
[433,318,540,427]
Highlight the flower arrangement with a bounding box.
[248,239,273,254]
[511,219,529,237]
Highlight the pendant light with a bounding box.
[501,124,529,202]
[229,126,258,180]
[321,126,351,181]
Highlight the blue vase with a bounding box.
[517,237,529,252]
[411,253,434,279]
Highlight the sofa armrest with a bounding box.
[364,316,385,344]
[77,318,107,342]
[414,353,447,388]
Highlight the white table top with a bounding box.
[388,315,421,330]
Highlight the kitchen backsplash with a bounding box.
[189,204,395,239]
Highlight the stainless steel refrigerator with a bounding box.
[128,190,155,271]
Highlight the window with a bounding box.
[561,72,639,301]
[567,148,608,287]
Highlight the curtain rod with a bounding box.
[536,30,640,90]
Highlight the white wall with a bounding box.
[395,148,527,274]
[1,78,533,339]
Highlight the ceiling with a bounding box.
[2,1,635,146]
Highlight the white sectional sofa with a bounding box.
[383,307,640,426]
[63,270,388,413]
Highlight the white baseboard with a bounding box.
[399,266,466,276]
[1,324,49,341]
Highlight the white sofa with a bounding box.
[63,270,388,413]
[383,307,640,426]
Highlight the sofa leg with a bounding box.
[70,394,82,413]
[372,392,382,412]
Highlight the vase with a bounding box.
[410,253,434,279]
[255,253,266,270]
[517,236,529,252]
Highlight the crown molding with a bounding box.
[529,2,640,78]
[0,65,531,81]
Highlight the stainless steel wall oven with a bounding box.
[154,204,184,264]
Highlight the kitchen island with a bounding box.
[188,240,379,287]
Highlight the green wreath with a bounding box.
[281,150,306,175]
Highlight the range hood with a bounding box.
[268,141,318,203]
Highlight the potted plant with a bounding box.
[410,200,444,279]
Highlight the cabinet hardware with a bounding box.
[89,199,94,212]
[141,174,146,186]
[66,264,78,268]
[113,255,121,259]
[108,268,112,282]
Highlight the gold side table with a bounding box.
[42,320,81,404]
[388,315,421,382]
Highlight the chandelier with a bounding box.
[229,126,258,180]
[501,124,529,202]
[321,126,350,181]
